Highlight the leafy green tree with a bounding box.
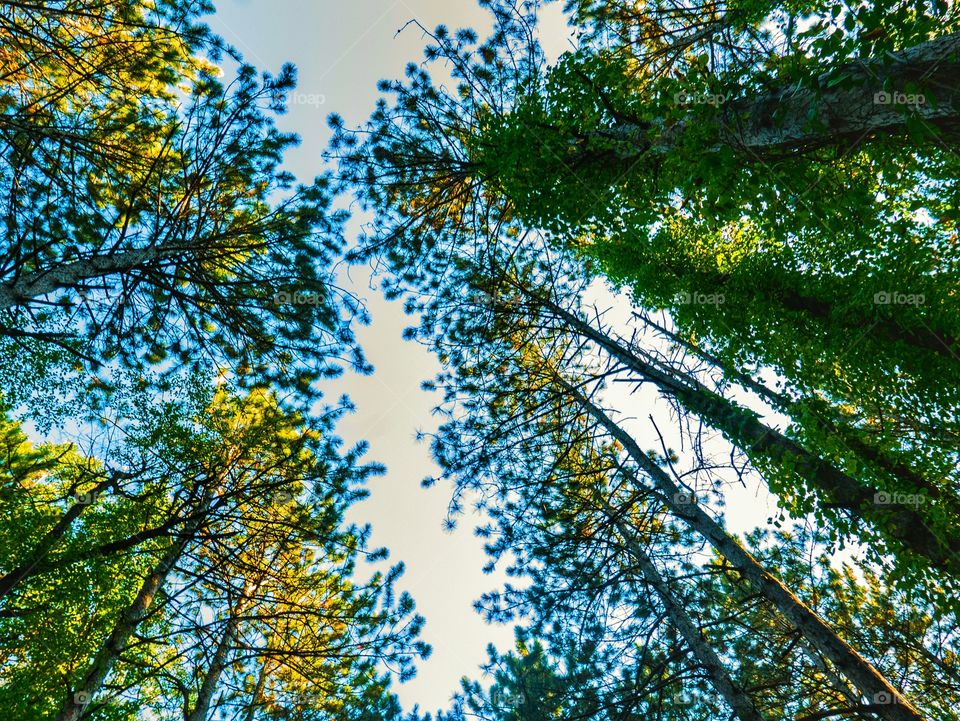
[474,0,960,525]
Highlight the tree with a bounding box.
[1,4,427,720]
[332,0,960,602]
[393,235,954,718]
[469,0,960,520]
[0,375,428,721]
[444,528,960,721]
[1,0,366,394]
[337,49,955,700]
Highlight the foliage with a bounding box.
[333,0,960,604]
[0,374,429,720]
[0,0,368,396]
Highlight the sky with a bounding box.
[206,1,576,714]
[205,2,785,714]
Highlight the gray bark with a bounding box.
[242,647,272,721]
[632,312,954,518]
[54,534,190,721]
[186,574,269,721]
[568,381,927,721]
[186,608,245,721]
[533,291,959,572]
[725,32,960,151]
[0,245,185,309]
[604,501,769,721]
[602,32,960,156]
[54,490,214,721]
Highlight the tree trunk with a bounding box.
[603,32,960,155]
[0,244,187,309]
[604,501,769,721]
[54,533,191,721]
[186,608,245,721]
[722,32,960,152]
[531,290,960,573]
[0,477,114,600]
[633,312,958,516]
[53,488,214,721]
[567,381,926,721]
[243,651,272,721]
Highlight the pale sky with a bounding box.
[206,2,783,715]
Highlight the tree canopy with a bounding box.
[3,0,959,719]
[0,2,428,720]
[331,0,960,718]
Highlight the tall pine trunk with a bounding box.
[603,500,769,721]
[55,534,190,721]
[54,490,213,721]
[567,380,926,721]
[531,290,959,574]
[186,608,246,721]
[596,33,960,154]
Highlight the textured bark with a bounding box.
[569,383,927,721]
[186,608,245,721]
[601,32,960,155]
[0,245,185,309]
[606,503,769,721]
[54,534,190,721]
[634,312,959,517]
[532,291,960,572]
[186,573,269,721]
[722,32,960,151]
[53,488,214,721]
[242,648,273,721]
